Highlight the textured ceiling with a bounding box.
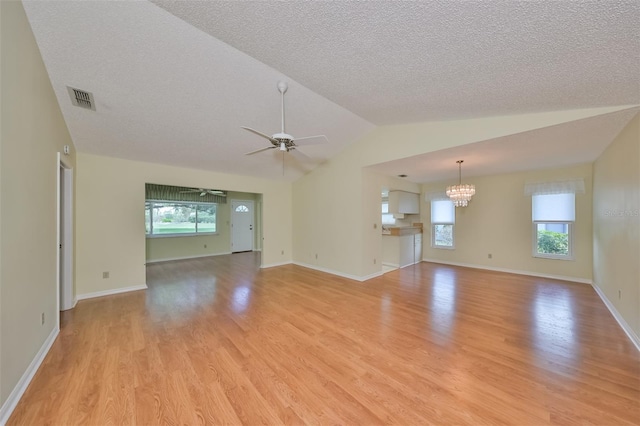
[21,0,374,182]
[369,107,640,184]
[21,0,640,183]
[152,0,640,124]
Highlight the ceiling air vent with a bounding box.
[67,86,96,111]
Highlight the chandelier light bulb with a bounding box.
[446,160,475,207]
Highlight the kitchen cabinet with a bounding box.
[388,190,420,214]
[382,228,423,268]
[414,233,422,263]
[398,234,415,267]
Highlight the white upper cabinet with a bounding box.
[388,190,420,214]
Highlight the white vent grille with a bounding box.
[67,86,96,111]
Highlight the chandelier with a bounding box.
[446,160,475,207]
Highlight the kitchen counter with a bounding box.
[382,224,423,236]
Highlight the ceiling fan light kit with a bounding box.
[446,160,475,207]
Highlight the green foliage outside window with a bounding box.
[537,230,568,255]
[146,202,216,235]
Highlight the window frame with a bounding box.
[532,221,574,260]
[381,201,396,226]
[430,199,455,250]
[145,200,218,238]
[432,223,455,250]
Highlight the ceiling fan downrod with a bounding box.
[278,81,288,134]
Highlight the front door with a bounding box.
[231,200,254,253]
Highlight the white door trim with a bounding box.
[57,153,74,321]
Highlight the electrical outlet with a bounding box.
[102,271,109,279]
[488,253,492,259]
[281,250,284,255]
[41,312,45,325]
[315,253,318,259]
[373,258,377,264]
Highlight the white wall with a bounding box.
[421,164,593,282]
[593,113,639,341]
[0,0,76,408]
[76,153,292,297]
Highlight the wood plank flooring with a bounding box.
[8,252,640,425]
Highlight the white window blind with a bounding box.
[431,200,455,224]
[532,193,575,221]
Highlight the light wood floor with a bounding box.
[9,252,640,425]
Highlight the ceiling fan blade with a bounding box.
[245,146,277,156]
[289,147,310,159]
[293,135,329,146]
[241,127,278,144]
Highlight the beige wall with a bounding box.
[593,113,640,339]
[0,0,4,403]
[145,191,260,262]
[0,0,76,407]
[421,164,593,282]
[294,107,620,279]
[76,153,292,296]
[292,154,365,276]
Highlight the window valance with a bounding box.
[145,183,227,204]
[425,191,449,201]
[524,178,585,196]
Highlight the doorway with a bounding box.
[231,199,254,253]
[58,154,74,314]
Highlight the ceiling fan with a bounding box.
[242,81,328,158]
[179,188,226,197]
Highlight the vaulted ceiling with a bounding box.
[22,0,640,182]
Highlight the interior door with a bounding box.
[231,200,254,253]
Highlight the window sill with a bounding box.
[432,245,455,250]
[533,254,574,261]
[146,232,218,239]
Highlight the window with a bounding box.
[431,199,454,249]
[235,205,249,213]
[532,193,574,259]
[381,201,396,225]
[145,201,217,236]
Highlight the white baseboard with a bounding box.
[360,271,385,281]
[145,252,232,264]
[592,283,640,352]
[422,258,592,285]
[260,261,292,269]
[292,261,383,282]
[0,327,59,426]
[76,284,148,301]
